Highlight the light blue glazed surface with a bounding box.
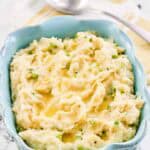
[0,16,149,150]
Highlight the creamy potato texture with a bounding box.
[10,32,144,150]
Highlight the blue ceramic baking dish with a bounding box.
[0,16,150,150]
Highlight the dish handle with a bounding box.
[144,86,150,120]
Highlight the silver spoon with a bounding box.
[102,11,150,43]
[46,0,150,43]
[46,0,89,14]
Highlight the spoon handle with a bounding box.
[102,11,150,43]
[89,8,150,43]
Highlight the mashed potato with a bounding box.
[10,32,144,150]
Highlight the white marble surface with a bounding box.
[0,0,150,150]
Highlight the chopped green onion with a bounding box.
[64,45,67,50]
[114,43,119,47]
[31,73,38,79]
[56,133,62,140]
[112,54,118,59]
[49,43,58,49]
[120,62,125,68]
[120,89,125,94]
[106,67,110,70]
[107,105,111,110]
[103,97,107,101]
[89,120,96,126]
[48,43,58,54]
[27,47,35,55]
[27,50,34,55]
[76,135,82,140]
[78,146,90,150]
[48,49,53,54]
[28,68,33,72]
[28,69,39,80]
[108,86,116,96]
[89,53,94,57]
[32,92,35,96]
[16,126,24,132]
[89,38,93,42]
[12,94,16,100]
[114,121,119,126]
[74,34,78,39]
[66,51,70,56]
[65,62,71,70]
[99,68,103,72]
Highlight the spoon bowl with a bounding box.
[46,0,88,14]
